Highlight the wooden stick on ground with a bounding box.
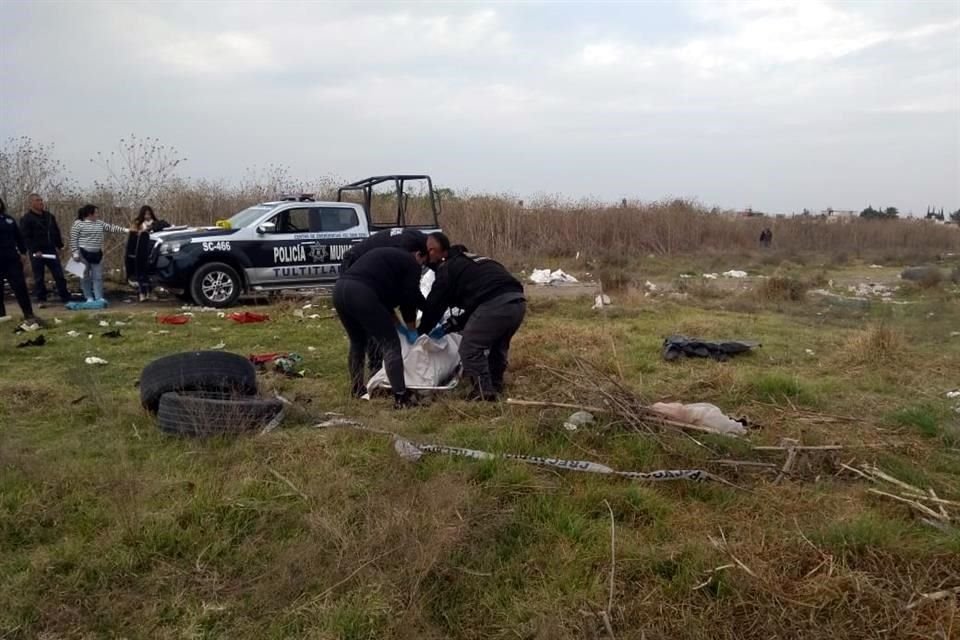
[867,489,949,522]
[905,586,960,610]
[774,441,799,485]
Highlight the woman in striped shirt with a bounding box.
[70,204,131,303]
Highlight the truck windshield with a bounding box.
[226,205,274,229]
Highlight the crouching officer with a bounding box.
[419,232,526,401]
[332,246,427,408]
[0,197,38,323]
[340,229,428,374]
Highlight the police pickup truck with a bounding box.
[150,175,441,307]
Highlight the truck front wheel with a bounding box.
[191,262,242,308]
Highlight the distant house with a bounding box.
[824,209,857,223]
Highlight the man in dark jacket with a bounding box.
[332,246,427,408]
[419,232,526,401]
[19,193,70,304]
[340,228,428,375]
[0,197,37,322]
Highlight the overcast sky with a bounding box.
[2,0,958,214]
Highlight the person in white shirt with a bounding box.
[70,204,130,303]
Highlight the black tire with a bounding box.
[140,351,258,413]
[156,392,283,437]
[190,261,242,308]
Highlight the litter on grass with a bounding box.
[16,335,46,348]
[98,320,110,327]
[249,352,305,377]
[662,335,760,361]
[563,410,595,432]
[529,268,578,285]
[67,330,80,337]
[66,300,108,311]
[85,356,108,365]
[157,315,190,325]
[210,342,226,350]
[592,294,612,310]
[723,270,748,278]
[649,402,748,436]
[229,311,269,323]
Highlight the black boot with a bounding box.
[467,376,498,402]
[351,382,367,399]
[393,390,419,409]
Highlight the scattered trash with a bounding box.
[870,264,883,269]
[16,335,46,348]
[98,320,110,327]
[649,402,748,436]
[946,391,960,399]
[210,341,226,350]
[85,356,108,365]
[662,335,760,361]
[249,352,305,378]
[113,320,127,326]
[302,303,313,309]
[952,332,960,338]
[530,268,578,285]
[592,294,612,310]
[229,311,269,323]
[53,318,63,325]
[563,410,595,432]
[101,329,122,339]
[157,315,190,325]
[217,312,226,318]
[307,346,317,351]
[723,270,748,278]
[307,314,321,319]
[14,321,41,333]
[805,349,815,356]
[181,312,195,317]
[703,273,719,280]
[848,283,896,298]
[67,330,80,337]
[644,281,659,292]
[293,309,305,318]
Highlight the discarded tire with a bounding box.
[140,351,258,413]
[156,392,283,437]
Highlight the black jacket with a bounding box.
[338,247,426,323]
[0,212,27,260]
[126,219,171,277]
[19,210,64,254]
[341,229,427,273]
[419,246,523,333]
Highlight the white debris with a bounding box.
[302,303,313,309]
[307,314,321,319]
[805,349,815,356]
[644,280,659,292]
[210,342,226,350]
[293,309,305,318]
[85,356,108,365]
[722,270,748,278]
[67,330,80,337]
[182,312,195,317]
[649,402,747,436]
[53,318,63,325]
[848,283,895,298]
[951,332,960,338]
[308,346,317,352]
[98,320,110,327]
[217,312,226,318]
[946,390,960,399]
[679,274,694,279]
[592,294,612,310]
[870,264,883,269]
[113,320,127,326]
[563,411,595,432]
[87,334,93,340]
[530,268,578,285]
[703,273,719,280]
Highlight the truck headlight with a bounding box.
[159,240,190,255]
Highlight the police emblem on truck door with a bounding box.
[308,243,329,262]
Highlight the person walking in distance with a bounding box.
[131,205,170,301]
[332,246,427,408]
[418,232,526,401]
[0,196,39,324]
[19,193,71,305]
[70,204,131,303]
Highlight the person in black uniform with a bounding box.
[0,197,38,322]
[339,228,428,375]
[418,232,526,401]
[333,246,427,408]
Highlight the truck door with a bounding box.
[245,207,326,285]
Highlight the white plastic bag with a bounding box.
[649,402,747,436]
[366,331,463,392]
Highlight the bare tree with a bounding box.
[91,135,186,211]
[0,136,77,210]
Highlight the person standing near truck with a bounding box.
[418,232,526,401]
[70,204,131,303]
[19,193,71,305]
[0,196,39,323]
[130,205,170,301]
[333,246,427,408]
[340,228,429,374]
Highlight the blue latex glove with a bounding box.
[400,326,418,344]
[428,324,446,340]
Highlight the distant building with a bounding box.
[824,209,857,223]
